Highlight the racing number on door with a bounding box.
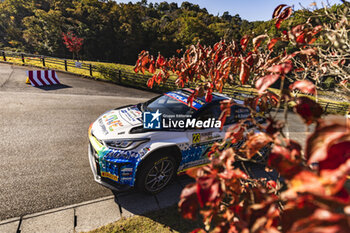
[192,133,201,144]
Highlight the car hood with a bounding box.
[91,106,143,140]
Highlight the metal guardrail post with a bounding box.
[325,103,329,112]
[64,60,68,71]
[89,64,93,76]
[118,70,122,83]
[21,54,25,64]
[2,51,6,61]
[42,56,45,67]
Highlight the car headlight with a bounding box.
[104,138,150,150]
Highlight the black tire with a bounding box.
[136,153,177,194]
[251,143,272,164]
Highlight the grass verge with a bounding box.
[0,56,136,80]
[82,205,203,233]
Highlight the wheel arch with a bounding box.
[136,145,182,177]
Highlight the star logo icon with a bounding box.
[151,109,161,122]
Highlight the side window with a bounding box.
[225,106,251,125]
[196,103,221,121]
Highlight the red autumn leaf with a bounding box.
[274,6,293,29]
[240,35,249,51]
[133,66,139,73]
[244,96,260,111]
[285,171,350,213]
[267,180,277,189]
[255,74,280,93]
[275,18,284,29]
[291,24,304,37]
[306,116,350,165]
[187,94,195,108]
[289,170,327,195]
[308,37,317,44]
[225,124,245,144]
[279,7,293,20]
[141,67,146,74]
[253,35,268,51]
[239,62,250,85]
[267,145,303,179]
[288,209,350,233]
[272,4,287,19]
[176,76,187,88]
[205,89,213,102]
[300,48,317,56]
[156,54,166,68]
[289,80,316,94]
[318,161,350,204]
[219,100,232,129]
[267,61,293,74]
[147,76,155,89]
[294,67,305,72]
[294,97,323,125]
[179,183,200,220]
[266,91,279,105]
[148,62,155,73]
[296,33,306,43]
[340,80,348,86]
[141,56,149,68]
[245,52,255,66]
[245,132,273,159]
[268,38,280,50]
[196,175,222,207]
[265,118,284,136]
[155,72,162,85]
[312,25,323,36]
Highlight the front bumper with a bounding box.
[88,143,132,192]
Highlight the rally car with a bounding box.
[88,89,268,194]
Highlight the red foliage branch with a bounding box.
[134,3,350,232]
[62,31,84,55]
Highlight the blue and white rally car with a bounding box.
[88,89,266,194]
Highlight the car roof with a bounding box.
[164,89,244,110]
[180,88,230,102]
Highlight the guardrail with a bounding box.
[0,50,348,115]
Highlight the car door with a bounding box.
[179,102,226,171]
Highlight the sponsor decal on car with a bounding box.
[165,92,203,110]
[120,107,142,125]
[98,118,109,135]
[101,172,119,182]
[192,133,201,144]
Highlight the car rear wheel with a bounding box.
[136,154,177,194]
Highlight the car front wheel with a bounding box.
[136,154,177,194]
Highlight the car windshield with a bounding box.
[143,93,200,115]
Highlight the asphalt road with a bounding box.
[0,63,309,221]
[0,63,157,220]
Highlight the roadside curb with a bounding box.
[0,177,193,233]
[0,195,114,233]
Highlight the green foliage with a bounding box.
[322,76,336,89]
[94,64,119,82]
[0,0,252,64]
[0,0,343,65]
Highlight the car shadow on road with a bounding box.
[34,83,72,91]
[110,166,281,232]
[110,174,197,232]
